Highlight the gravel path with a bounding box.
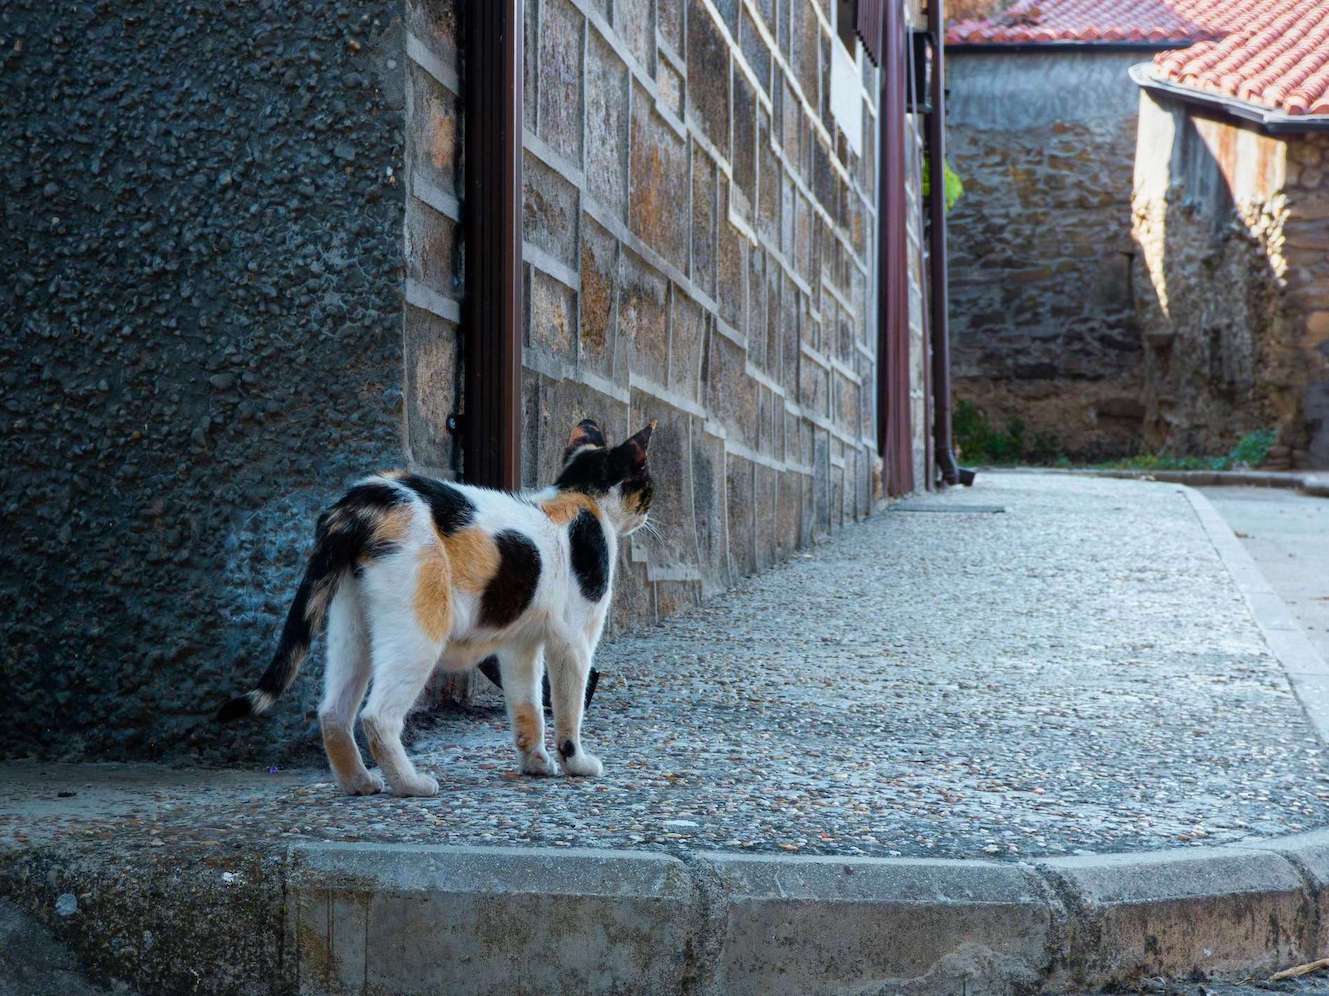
[3,472,1326,860]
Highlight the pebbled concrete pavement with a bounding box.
[5,472,1329,994]
[1202,486,1329,666]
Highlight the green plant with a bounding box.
[1099,428,1278,472]
[1229,427,1276,468]
[954,399,1035,464]
[922,157,965,212]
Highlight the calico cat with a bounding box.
[217,418,654,797]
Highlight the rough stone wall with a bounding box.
[1131,91,1329,468]
[946,50,1147,460]
[516,0,886,630]
[0,0,406,761]
[1280,134,1329,469]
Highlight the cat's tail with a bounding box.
[216,481,409,722]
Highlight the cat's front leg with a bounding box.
[547,632,603,777]
[497,642,556,776]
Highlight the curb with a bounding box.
[275,838,1329,995]
[999,466,1329,496]
[1183,486,1329,744]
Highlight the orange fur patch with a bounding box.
[513,703,541,752]
[322,725,366,782]
[539,492,599,525]
[368,505,413,552]
[442,527,499,593]
[413,543,454,642]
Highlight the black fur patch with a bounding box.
[568,509,609,602]
[554,447,614,494]
[560,739,576,759]
[397,474,475,535]
[480,530,541,628]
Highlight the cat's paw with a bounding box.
[391,772,440,797]
[342,770,386,796]
[561,750,603,778]
[520,748,557,776]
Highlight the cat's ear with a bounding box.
[563,418,606,462]
[616,420,656,475]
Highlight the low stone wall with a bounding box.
[946,49,1147,460]
[1131,91,1329,468]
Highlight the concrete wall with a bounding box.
[946,49,1147,460]
[1132,90,1329,468]
[0,0,406,761]
[413,0,894,639]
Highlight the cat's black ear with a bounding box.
[616,420,655,475]
[563,419,606,462]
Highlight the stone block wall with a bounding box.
[513,0,887,630]
[0,0,407,761]
[946,50,1147,460]
[1132,91,1329,468]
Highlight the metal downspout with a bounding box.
[925,0,970,487]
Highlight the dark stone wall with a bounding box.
[0,0,406,761]
[946,49,1146,460]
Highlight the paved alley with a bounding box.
[1202,486,1329,664]
[4,472,1326,861]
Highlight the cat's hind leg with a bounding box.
[498,641,556,776]
[361,613,442,798]
[318,585,383,796]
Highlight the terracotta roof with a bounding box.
[947,0,1329,120]
[1152,0,1329,117]
[945,0,1216,46]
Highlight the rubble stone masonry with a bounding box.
[1131,89,1329,468]
[946,50,1147,460]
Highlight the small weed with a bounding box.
[1101,428,1277,472]
[953,399,1058,464]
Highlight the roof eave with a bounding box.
[947,39,1193,52]
[1129,62,1329,134]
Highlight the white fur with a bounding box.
[318,478,640,797]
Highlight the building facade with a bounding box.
[0,0,935,762]
[1130,0,1329,468]
[944,0,1329,468]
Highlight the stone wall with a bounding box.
[1131,91,1329,468]
[509,0,889,630]
[0,0,406,761]
[946,49,1147,460]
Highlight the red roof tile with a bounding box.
[947,0,1329,119]
[1152,0,1329,117]
[945,0,1217,46]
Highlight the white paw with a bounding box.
[561,749,603,778]
[520,748,557,777]
[391,772,440,797]
[342,770,386,796]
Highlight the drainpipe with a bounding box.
[925,0,970,486]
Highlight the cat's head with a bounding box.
[554,418,656,535]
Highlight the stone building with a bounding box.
[1,0,936,762]
[944,0,1209,460]
[1130,0,1329,468]
[945,0,1329,468]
